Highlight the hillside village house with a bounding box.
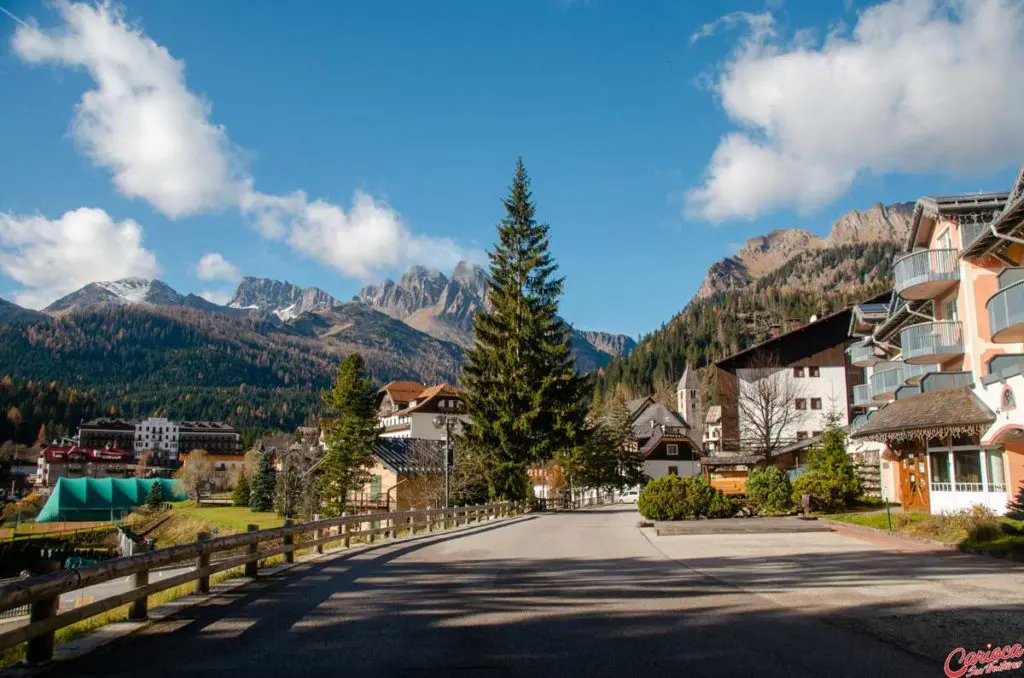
[376,382,468,440]
[703,406,722,454]
[36,445,135,488]
[710,305,876,494]
[628,364,703,480]
[851,167,1024,515]
[352,438,448,511]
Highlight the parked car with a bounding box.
[618,486,641,504]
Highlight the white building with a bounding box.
[134,417,180,459]
[703,406,722,454]
[676,363,702,448]
[377,383,469,441]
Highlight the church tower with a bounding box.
[677,363,702,446]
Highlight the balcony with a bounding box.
[988,276,1024,343]
[870,362,904,401]
[960,219,989,251]
[893,249,960,300]
[903,362,939,385]
[852,384,873,408]
[847,342,884,367]
[900,321,964,365]
[920,371,974,393]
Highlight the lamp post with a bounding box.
[432,415,456,509]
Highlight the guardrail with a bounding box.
[0,500,523,663]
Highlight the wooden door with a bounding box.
[899,448,930,512]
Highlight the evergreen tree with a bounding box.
[249,448,277,512]
[318,354,378,517]
[459,159,589,500]
[232,473,251,507]
[1006,482,1024,520]
[606,388,644,489]
[145,481,164,509]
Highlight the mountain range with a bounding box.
[598,202,912,403]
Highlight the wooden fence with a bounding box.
[0,501,523,663]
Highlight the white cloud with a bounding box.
[687,0,1024,222]
[0,207,160,308]
[195,252,239,282]
[12,2,475,278]
[12,2,242,218]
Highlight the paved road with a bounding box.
[47,507,1023,677]
[58,566,193,612]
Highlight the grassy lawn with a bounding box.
[830,510,1024,559]
[829,511,929,531]
[172,504,285,532]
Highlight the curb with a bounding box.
[0,513,534,676]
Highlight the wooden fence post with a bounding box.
[128,541,151,621]
[313,514,323,555]
[195,532,211,594]
[407,515,414,536]
[24,560,60,665]
[283,519,295,564]
[244,524,259,578]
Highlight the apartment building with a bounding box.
[36,445,135,488]
[851,167,1024,515]
[79,417,241,463]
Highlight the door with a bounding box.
[899,449,930,512]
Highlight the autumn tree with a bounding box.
[177,449,215,505]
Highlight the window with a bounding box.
[936,227,952,250]
[808,366,820,378]
[795,398,807,410]
[796,431,808,440]
[941,295,959,322]
[810,398,822,410]
[793,367,805,378]
[666,443,679,456]
[667,466,678,476]
[953,451,983,491]
[929,452,951,489]
[812,431,822,438]
[987,450,1006,492]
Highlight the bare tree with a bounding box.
[732,352,808,461]
[135,450,152,478]
[275,443,323,518]
[177,449,215,505]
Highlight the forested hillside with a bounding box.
[0,377,117,447]
[596,241,899,403]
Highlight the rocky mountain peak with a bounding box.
[696,202,914,300]
[228,277,339,321]
[44,278,184,315]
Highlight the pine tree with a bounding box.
[1007,482,1024,520]
[318,353,378,517]
[460,159,589,500]
[145,481,164,509]
[232,473,251,507]
[249,448,277,512]
[606,388,644,489]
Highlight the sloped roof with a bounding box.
[704,406,721,424]
[372,438,445,475]
[378,380,427,405]
[631,401,687,439]
[393,383,462,415]
[678,363,700,390]
[849,388,995,444]
[626,397,652,419]
[638,427,697,458]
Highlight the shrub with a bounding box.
[746,466,793,514]
[707,491,741,519]
[790,424,860,513]
[1007,481,1024,520]
[638,475,735,520]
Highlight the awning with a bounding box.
[849,388,994,445]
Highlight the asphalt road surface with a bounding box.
[47,506,1021,678]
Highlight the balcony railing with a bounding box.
[852,384,872,408]
[988,279,1024,343]
[903,361,939,384]
[847,343,883,367]
[870,363,904,401]
[920,371,974,393]
[960,220,989,250]
[900,321,964,364]
[893,248,960,300]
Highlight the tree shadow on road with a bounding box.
[41,514,1024,678]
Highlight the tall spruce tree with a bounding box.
[249,448,277,512]
[460,158,589,500]
[318,353,378,517]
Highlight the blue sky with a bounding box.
[1,0,1023,337]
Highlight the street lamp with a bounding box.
[432,415,457,508]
